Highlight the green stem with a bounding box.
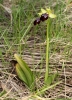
[45,19,50,82]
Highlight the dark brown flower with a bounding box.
[40,13,48,21]
[34,18,41,25]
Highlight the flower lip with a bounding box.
[34,18,41,25]
[40,13,48,21]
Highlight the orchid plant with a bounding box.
[10,7,61,98]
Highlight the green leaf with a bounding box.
[16,63,29,86]
[14,54,35,89]
[36,81,61,95]
[45,73,58,85]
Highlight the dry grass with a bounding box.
[0,0,72,100]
